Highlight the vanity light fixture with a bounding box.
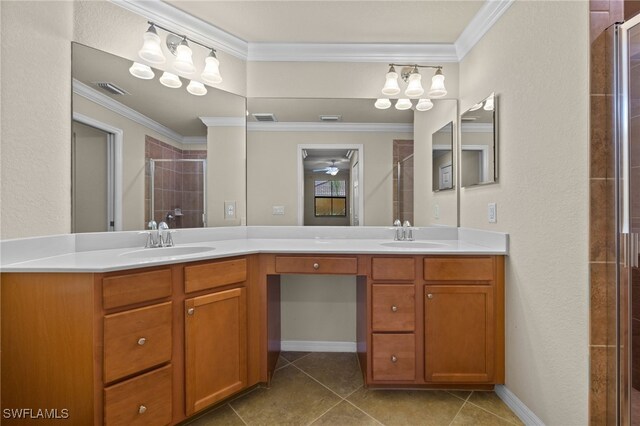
[483,94,495,111]
[416,98,434,111]
[380,64,447,98]
[395,98,412,110]
[131,21,223,96]
[374,98,392,109]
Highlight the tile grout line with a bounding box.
[289,361,358,401]
[463,399,523,425]
[448,400,467,426]
[227,403,249,426]
[342,398,386,425]
[304,398,345,426]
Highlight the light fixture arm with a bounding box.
[389,64,443,82]
[148,21,217,55]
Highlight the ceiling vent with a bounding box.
[95,82,129,96]
[319,115,342,122]
[252,113,277,122]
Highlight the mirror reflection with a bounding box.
[432,121,454,192]
[71,43,246,232]
[461,93,497,187]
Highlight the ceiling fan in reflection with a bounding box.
[313,160,346,176]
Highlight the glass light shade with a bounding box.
[374,98,392,110]
[416,98,433,111]
[428,72,447,98]
[327,167,339,176]
[201,55,222,85]
[159,72,182,88]
[187,80,207,96]
[404,72,424,97]
[395,98,412,110]
[483,95,495,111]
[173,42,196,75]
[138,29,165,64]
[129,62,155,80]
[382,71,401,96]
[469,102,483,111]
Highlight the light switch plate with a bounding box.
[224,201,236,220]
[488,202,497,223]
[273,206,285,215]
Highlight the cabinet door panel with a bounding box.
[185,288,247,415]
[424,286,494,383]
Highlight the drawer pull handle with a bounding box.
[313,263,320,270]
[187,308,195,316]
[391,305,398,312]
[427,294,433,299]
[137,337,146,346]
[391,355,398,363]
[138,405,147,414]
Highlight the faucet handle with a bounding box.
[138,231,154,248]
[402,220,411,227]
[393,219,402,227]
[158,221,169,231]
[148,220,157,230]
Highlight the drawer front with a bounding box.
[371,257,415,281]
[424,257,494,282]
[372,333,415,381]
[103,268,172,310]
[372,285,415,332]
[104,302,172,383]
[104,365,172,426]
[185,258,247,293]
[275,256,358,275]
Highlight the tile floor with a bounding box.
[186,352,523,426]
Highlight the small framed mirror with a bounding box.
[461,92,497,187]
[432,121,454,192]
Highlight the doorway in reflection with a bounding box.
[393,140,414,224]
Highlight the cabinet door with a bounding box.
[424,285,494,383]
[185,287,247,415]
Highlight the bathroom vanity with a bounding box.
[0,227,507,425]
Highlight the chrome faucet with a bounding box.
[158,221,174,247]
[393,219,403,241]
[402,220,414,241]
[141,220,174,248]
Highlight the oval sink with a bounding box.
[121,246,215,259]
[381,242,447,249]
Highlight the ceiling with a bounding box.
[303,149,352,172]
[164,1,485,44]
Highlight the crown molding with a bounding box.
[454,0,515,61]
[199,117,246,127]
[73,79,186,144]
[248,43,459,63]
[111,0,513,63]
[461,122,494,132]
[109,0,249,60]
[182,136,207,145]
[247,122,413,133]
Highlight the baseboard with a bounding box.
[280,340,357,352]
[495,385,545,426]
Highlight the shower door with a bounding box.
[618,14,640,425]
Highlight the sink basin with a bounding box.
[120,246,216,259]
[381,242,447,249]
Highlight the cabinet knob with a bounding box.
[138,405,147,414]
[427,294,433,299]
[391,305,398,312]
[187,308,195,316]
[313,263,320,270]
[137,337,146,346]
[391,355,398,363]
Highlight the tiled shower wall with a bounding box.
[393,139,414,225]
[145,136,207,229]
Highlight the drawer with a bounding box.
[275,256,357,275]
[424,257,494,282]
[372,285,415,332]
[371,257,415,281]
[372,333,415,381]
[104,365,172,426]
[185,258,247,293]
[104,302,172,383]
[103,268,172,310]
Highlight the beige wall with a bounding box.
[414,99,458,227]
[459,1,589,424]
[73,94,207,231]
[247,130,412,226]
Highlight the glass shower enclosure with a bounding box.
[147,158,207,228]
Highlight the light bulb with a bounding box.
[138,24,165,64]
[201,51,222,85]
[173,40,196,75]
[404,71,424,97]
[129,62,155,80]
[374,98,391,110]
[187,80,207,96]
[381,66,400,96]
[159,72,182,88]
[428,69,447,98]
[416,98,433,111]
[483,94,495,111]
[395,99,412,110]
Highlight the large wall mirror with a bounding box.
[71,43,246,233]
[460,93,497,187]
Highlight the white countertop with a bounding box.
[0,226,508,273]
